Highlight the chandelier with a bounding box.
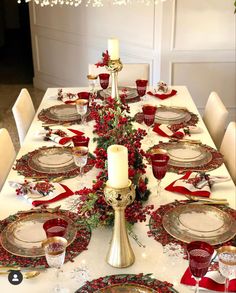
[17,0,166,7]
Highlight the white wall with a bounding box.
[29,0,236,120]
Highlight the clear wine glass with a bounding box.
[217,246,236,292]
[76,99,88,130]
[87,74,97,95]
[151,153,169,196]
[187,241,214,293]
[72,146,88,177]
[42,236,68,293]
[142,104,157,144]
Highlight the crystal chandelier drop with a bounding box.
[17,0,166,8]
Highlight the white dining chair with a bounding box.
[12,88,35,146]
[88,63,149,87]
[220,121,236,184]
[203,92,229,148]
[0,128,16,190]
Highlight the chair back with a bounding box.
[0,128,16,190]
[203,92,228,148]
[88,63,149,87]
[220,121,236,184]
[12,88,35,146]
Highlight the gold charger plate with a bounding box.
[95,284,154,292]
[1,212,77,257]
[46,104,80,122]
[155,107,191,125]
[162,204,236,245]
[151,142,213,168]
[28,147,78,174]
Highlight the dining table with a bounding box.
[0,85,235,293]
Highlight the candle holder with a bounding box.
[106,59,123,102]
[104,179,135,268]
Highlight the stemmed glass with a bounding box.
[151,153,169,196]
[76,99,88,130]
[187,241,214,293]
[142,104,157,144]
[98,73,110,96]
[72,146,88,177]
[217,246,236,292]
[42,236,68,293]
[87,74,97,95]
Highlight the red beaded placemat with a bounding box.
[0,209,91,268]
[75,273,179,292]
[148,200,236,258]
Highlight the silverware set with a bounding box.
[184,194,229,205]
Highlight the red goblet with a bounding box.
[142,105,157,126]
[72,136,90,147]
[151,153,169,196]
[77,92,91,103]
[98,73,110,90]
[187,241,214,293]
[136,79,148,97]
[43,218,68,238]
[142,105,157,143]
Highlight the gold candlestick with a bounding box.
[104,179,135,268]
[106,59,123,102]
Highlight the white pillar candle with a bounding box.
[107,144,129,188]
[108,38,119,60]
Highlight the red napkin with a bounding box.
[165,172,211,197]
[32,184,74,206]
[153,124,185,139]
[181,268,236,292]
[147,89,177,100]
[67,128,84,136]
[47,128,84,145]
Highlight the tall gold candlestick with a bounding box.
[106,59,123,102]
[104,179,135,268]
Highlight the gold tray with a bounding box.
[162,204,236,245]
[1,212,77,257]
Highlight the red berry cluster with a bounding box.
[95,50,110,68]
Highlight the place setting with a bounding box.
[148,139,224,173]
[13,145,95,181]
[0,207,91,271]
[38,94,93,127]
[135,103,199,140]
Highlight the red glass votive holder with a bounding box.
[98,73,110,90]
[136,79,148,97]
[43,218,68,238]
[142,105,157,126]
[72,136,90,147]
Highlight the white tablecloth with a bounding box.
[0,86,235,293]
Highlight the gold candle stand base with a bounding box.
[104,179,135,268]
